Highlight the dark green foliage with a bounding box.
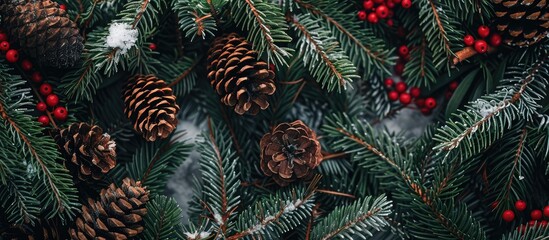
[141,195,185,239]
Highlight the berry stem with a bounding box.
[452,46,496,65]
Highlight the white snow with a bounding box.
[184,232,198,239]
[198,231,211,238]
[474,99,499,118]
[283,199,302,213]
[106,22,138,55]
[213,213,223,225]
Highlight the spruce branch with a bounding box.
[294,0,395,76]
[311,195,393,240]
[142,195,185,239]
[229,0,292,67]
[288,13,358,92]
[173,0,219,40]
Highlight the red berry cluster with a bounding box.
[0,29,68,127]
[502,200,549,230]
[357,0,411,25]
[394,45,409,76]
[463,25,502,54]
[384,78,437,115]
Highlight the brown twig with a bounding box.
[452,46,496,65]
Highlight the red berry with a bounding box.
[36,102,47,112]
[363,0,374,10]
[394,62,405,75]
[376,5,389,18]
[387,1,395,8]
[393,0,401,3]
[474,40,488,54]
[425,97,437,109]
[31,72,43,83]
[401,0,412,8]
[449,81,459,91]
[420,107,432,115]
[529,220,537,226]
[387,19,394,27]
[515,200,527,212]
[410,87,421,98]
[398,45,409,57]
[5,49,19,63]
[395,82,407,93]
[0,33,7,42]
[37,115,49,127]
[541,220,548,227]
[149,43,157,51]
[532,209,543,220]
[489,33,502,47]
[373,0,384,4]
[0,41,9,51]
[39,83,52,96]
[445,91,453,100]
[21,59,32,71]
[46,94,59,107]
[543,206,549,218]
[384,78,394,88]
[399,93,412,105]
[415,98,425,108]
[367,12,379,23]
[53,106,68,121]
[477,25,490,38]
[388,91,399,101]
[358,10,367,21]
[502,210,515,222]
[463,35,475,46]
[59,4,66,10]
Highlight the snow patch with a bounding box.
[106,22,138,55]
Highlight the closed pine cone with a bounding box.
[0,0,83,68]
[69,178,149,240]
[492,0,549,47]
[123,75,179,141]
[55,122,116,181]
[207,33,276,115]
[260,120,322,186]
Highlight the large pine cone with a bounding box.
[207,33,276,115]
[55,122,116,181]
[0,0,83,68]
[492,0,549,47]
[123,75,179,141]
[260,120,322,186]
[69,178,149,240]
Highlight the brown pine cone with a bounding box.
[69,178,149,240]
[207,33,276,115]
[492,0,549,47]
[0,0,83,68]
[260,120,322,186]
[55,122,116,181]
[123,75,179,141]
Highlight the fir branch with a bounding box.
[416,0,463,69]
[404,37,438,87]
[311,195,393,240]
[0,159,40,225]
[500,225,549,240]
[434,57,549,159]
[0,66,78,221]
[141,195,185,240]
[173,0,219,40]
[229,0,292,67]
[295,0,395,76]
[126,134,192,194]
[288,13,358,92]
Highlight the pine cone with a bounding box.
[0,0,83,68]
[123,75,179,141]
[55,122,116,181]
[260,120,322,186]
[207,33,276,115]
[69,178,149,240]
[492,0,549,47]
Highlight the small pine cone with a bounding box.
[207,33,276,115]
[492,0,549,47]
[69,178,149,240]
[123,75,179,141]
[55,122,116,181]
[0,0,83,68]
[260,120,322,186]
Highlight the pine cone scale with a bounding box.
[492,0,548,46]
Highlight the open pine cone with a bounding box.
[69,178,149,240]
[123,75,179,141]
[55,122,116,181]
[207,33,276,115]
[492,0,549,47]
[0,0,83,68]
[260,120,322,186]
